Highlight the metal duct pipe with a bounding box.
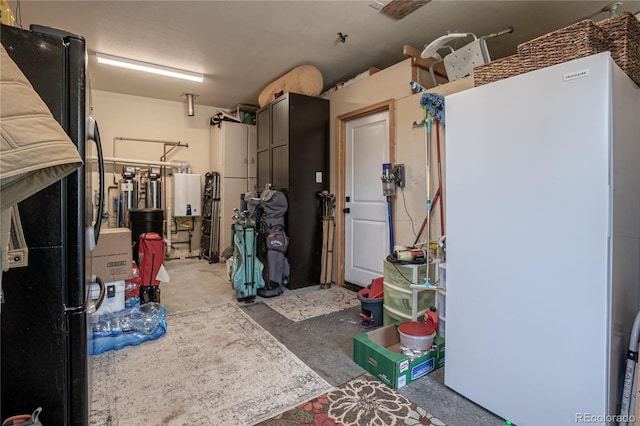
[187,93,195,116]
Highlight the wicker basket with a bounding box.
[597,12,640,85]
[473,54,533,86]
[517,19,607,70]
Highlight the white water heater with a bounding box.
[172,173,202,217]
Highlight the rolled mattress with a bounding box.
[258,65,323,107]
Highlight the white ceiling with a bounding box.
[12,1,640,109]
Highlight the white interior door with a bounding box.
[344,110,389,286]
[247,125,257,179]
[220,177,248,252]
[223,122,248,178]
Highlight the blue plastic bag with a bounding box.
[90,302,167,355]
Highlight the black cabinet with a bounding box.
[257,93,329,289]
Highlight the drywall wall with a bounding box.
[323,59,429,192]
[394,77,474,247]
[90,66,472,274]
[91,89,219,260]
[324,57,472,267]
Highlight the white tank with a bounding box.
[118,177,138,227]
[145,179,162,209]
[172,173,201,216]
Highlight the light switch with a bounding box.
[315,172,323,183]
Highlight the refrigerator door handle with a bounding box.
[87,116,104,251]
[86,276,105,313]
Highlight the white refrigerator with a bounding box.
[445,52,640,425]
[210,121,257,252]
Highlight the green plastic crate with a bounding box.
[383,259,438,287]
[383,281,435,319]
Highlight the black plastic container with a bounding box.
[129,208,164,265]
[357,287,384,328]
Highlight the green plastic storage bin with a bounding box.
[383,304,427,326]
[383,259,438,286]
[383,281,435,318]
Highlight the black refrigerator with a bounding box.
[1,24,104,425]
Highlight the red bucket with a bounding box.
[357,277,384,327]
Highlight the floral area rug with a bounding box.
[262,285,360,322]
[256,373,446,426]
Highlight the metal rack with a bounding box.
[200,172,221,263]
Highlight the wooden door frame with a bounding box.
[335,99,395,286]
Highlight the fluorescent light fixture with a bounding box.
[95,53,203,83]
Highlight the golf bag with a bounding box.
[230,195,265,302]
[256,190,290,298]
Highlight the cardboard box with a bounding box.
[91,228,133,281]
[353,324,444,389]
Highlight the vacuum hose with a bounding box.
[387,196,394,255]
[620,311,640,425]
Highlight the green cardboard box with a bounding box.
[353,324,445,389]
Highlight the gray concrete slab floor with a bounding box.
[156,258,503,425]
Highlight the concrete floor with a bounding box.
[160,258,504,425]
[161,257,237,312]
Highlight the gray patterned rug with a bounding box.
[90,303,332,425]
[263,286,360,322]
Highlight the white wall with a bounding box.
[322,59,429,193]
[91,89,221,259]
[322,60,472,252]
[394,77,473,246]
[90,66,471,264]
